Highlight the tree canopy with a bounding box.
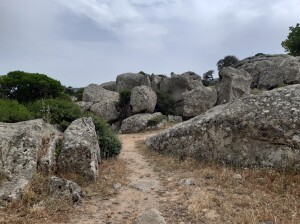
[281,23,300,56]
[0,71,64,103]
[202,70,214,86]
[217,55,239,71]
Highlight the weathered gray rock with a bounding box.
[90,100,119,123]
[130,86,157,114]
[49,176,84,203]
[76,101,93,111]
[235,54,300,89]
[146,85,300,171]
[135,209,166,224]
[169,71,203,102]
[121,113,163,134]
[167,115,182,123]
[81,84,120,122]
[183,86,217,118]
[58,117,100,181]
[0,119,61,201]
[116,73,151,91]
[216,67,252,105]
[100,81,117,92]
[150,74,168,92]
[83,84,119,103]
[130,180,159,192]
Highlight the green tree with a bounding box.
[202,70,214,86]
[0,71,64,103]
[217,55,239,71]
[281,23,300,56]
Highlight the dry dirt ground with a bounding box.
[69,132,163,224]
[1,129,299,224]
[70,130,300,224]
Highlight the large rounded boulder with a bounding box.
[216,67,252,105]
[121,112,164,134]
[82,84,119,123]
[182,86,217,118]
[146,85,300,171]
[130,85,157,114]
[116,73,151,91]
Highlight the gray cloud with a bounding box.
[0,0,299,87]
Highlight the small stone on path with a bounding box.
[134,209,166,224]
[130,180,159,192]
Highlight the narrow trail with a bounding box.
[71,131,164,224]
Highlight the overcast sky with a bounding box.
[0,0,299,87]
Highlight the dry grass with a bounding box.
[84,157,128,199]
[0,173,73,224]
[139,141,300,224]
[0,157,128,224]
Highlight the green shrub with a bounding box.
[28,98,82,131]
[155,91,175,115]
[116,88,131,119]
[147,115,166,127]
[0,99,33,123]
[89,115,122,159]
[0,71,64,103]
[74,88,84,101]
[28,98,122,159]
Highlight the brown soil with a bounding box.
[1,129,299,224]
[70,131,164,224]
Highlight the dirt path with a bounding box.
[71,132,164,224]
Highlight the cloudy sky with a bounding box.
[0,0,299,87]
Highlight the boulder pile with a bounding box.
[0,117,100,204]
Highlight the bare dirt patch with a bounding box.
[69,131,164,224]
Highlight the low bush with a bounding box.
[28,98,82,131]
[116,88,131,119]
[155,91,175,115]
[0,99,33,123]
[90,115,122,159]
[147,115,166,127]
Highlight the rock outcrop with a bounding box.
[182,86,217,118]
[116,73,151,91]
[216,67,252,105]
[0,119,61,201]
[100,81,117,92]
[83,84,119,103]
[90,101,119,123]
[146,85,300,171]
[150,74,168,92]
[169,71,203,102]
[76,101,93,111]
[49,176,84,203]
[130,86,157,114]
[58,117,100,181]
[121,113,163,134]
[82,84,119,122]
[235,54,300,89]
